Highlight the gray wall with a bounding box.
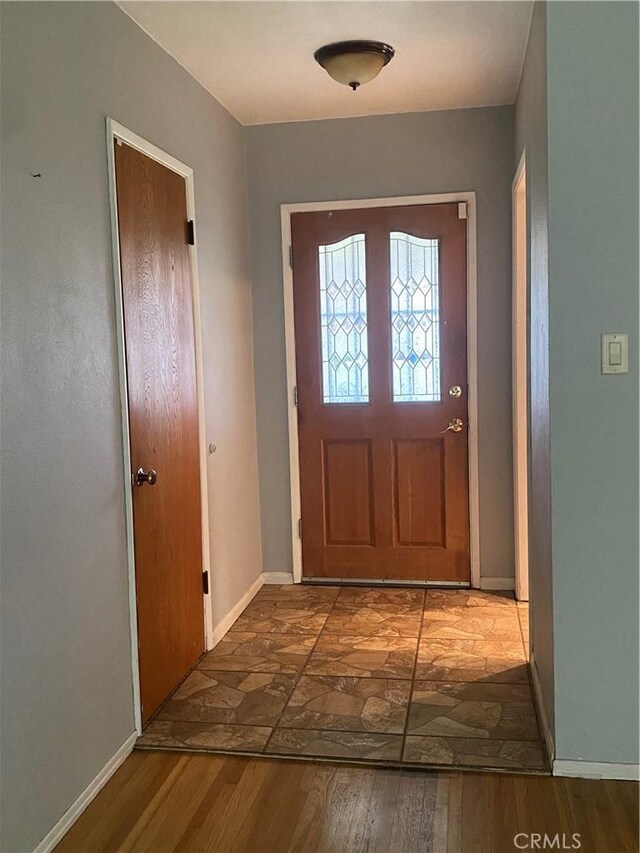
[514,2,555,738]
[0,3,261,850]
[546,1,639,765]
[245,106,516,581]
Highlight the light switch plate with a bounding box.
[601,333,629,374]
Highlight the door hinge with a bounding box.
[293,385,298,407]
[457,202,467,220]
[202,570,209,595]
[289,245,294,268]
[187,220,195,245]
[298,518,303,539]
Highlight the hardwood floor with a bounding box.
[56,750,638,852]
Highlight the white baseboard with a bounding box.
[480,577,515,591]
[529,652,555,763]
[553,759,640,781]
[208,574,264,650]
[262,571,294,585]
[33,731,137,853]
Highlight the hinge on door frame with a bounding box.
[187,220,195,245]
[289,245,294,268]
[298,518,303,539]
[202,570,209,595]
[293,385,298,407]
[457,202,467,220]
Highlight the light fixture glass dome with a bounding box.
[314,41,395,90]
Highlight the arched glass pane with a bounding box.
[318,234,369,403]
[390,232,441,402]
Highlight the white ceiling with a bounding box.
[118,1,533,125]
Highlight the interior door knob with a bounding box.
[134,467,157,486]
[440,418,464,434]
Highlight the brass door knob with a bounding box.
[440,418,464,434]
[134,467,157,486]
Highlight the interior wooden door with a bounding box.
[292,203,469,582]
[115,140,204,723]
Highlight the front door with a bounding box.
[292,203,469,582]
[115,141,205,723]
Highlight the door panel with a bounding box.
[115,141,204,723]
[292,203,469,582]
[323,439,374,546]
[393,439,446,547]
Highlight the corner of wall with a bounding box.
[530,651,555,764]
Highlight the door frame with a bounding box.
[512,152,529,601]
[106,118,213,732]
[280,192,480,587]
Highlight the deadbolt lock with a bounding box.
[449,385,462,398]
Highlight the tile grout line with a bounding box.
[261,587,340,754]
[401,592,540,766]
[262,586,423,758]
[158,585,339,752]
[400,588,428,759]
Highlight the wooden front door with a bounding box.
[292,203,469,582]
[115,141,204,723]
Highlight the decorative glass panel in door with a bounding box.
[390,232,441,402]
[318,233,369,403]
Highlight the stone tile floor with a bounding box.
[137,585,548,773]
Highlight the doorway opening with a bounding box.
[106,120,213,730]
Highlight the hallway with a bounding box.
[2,3,638,849]
[137,586,545,773]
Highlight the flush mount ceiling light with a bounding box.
[314,41,395,91]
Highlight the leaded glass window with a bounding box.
[319,234,369,403]
[390,232,441,402]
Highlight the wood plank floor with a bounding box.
[56,750,638,853]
